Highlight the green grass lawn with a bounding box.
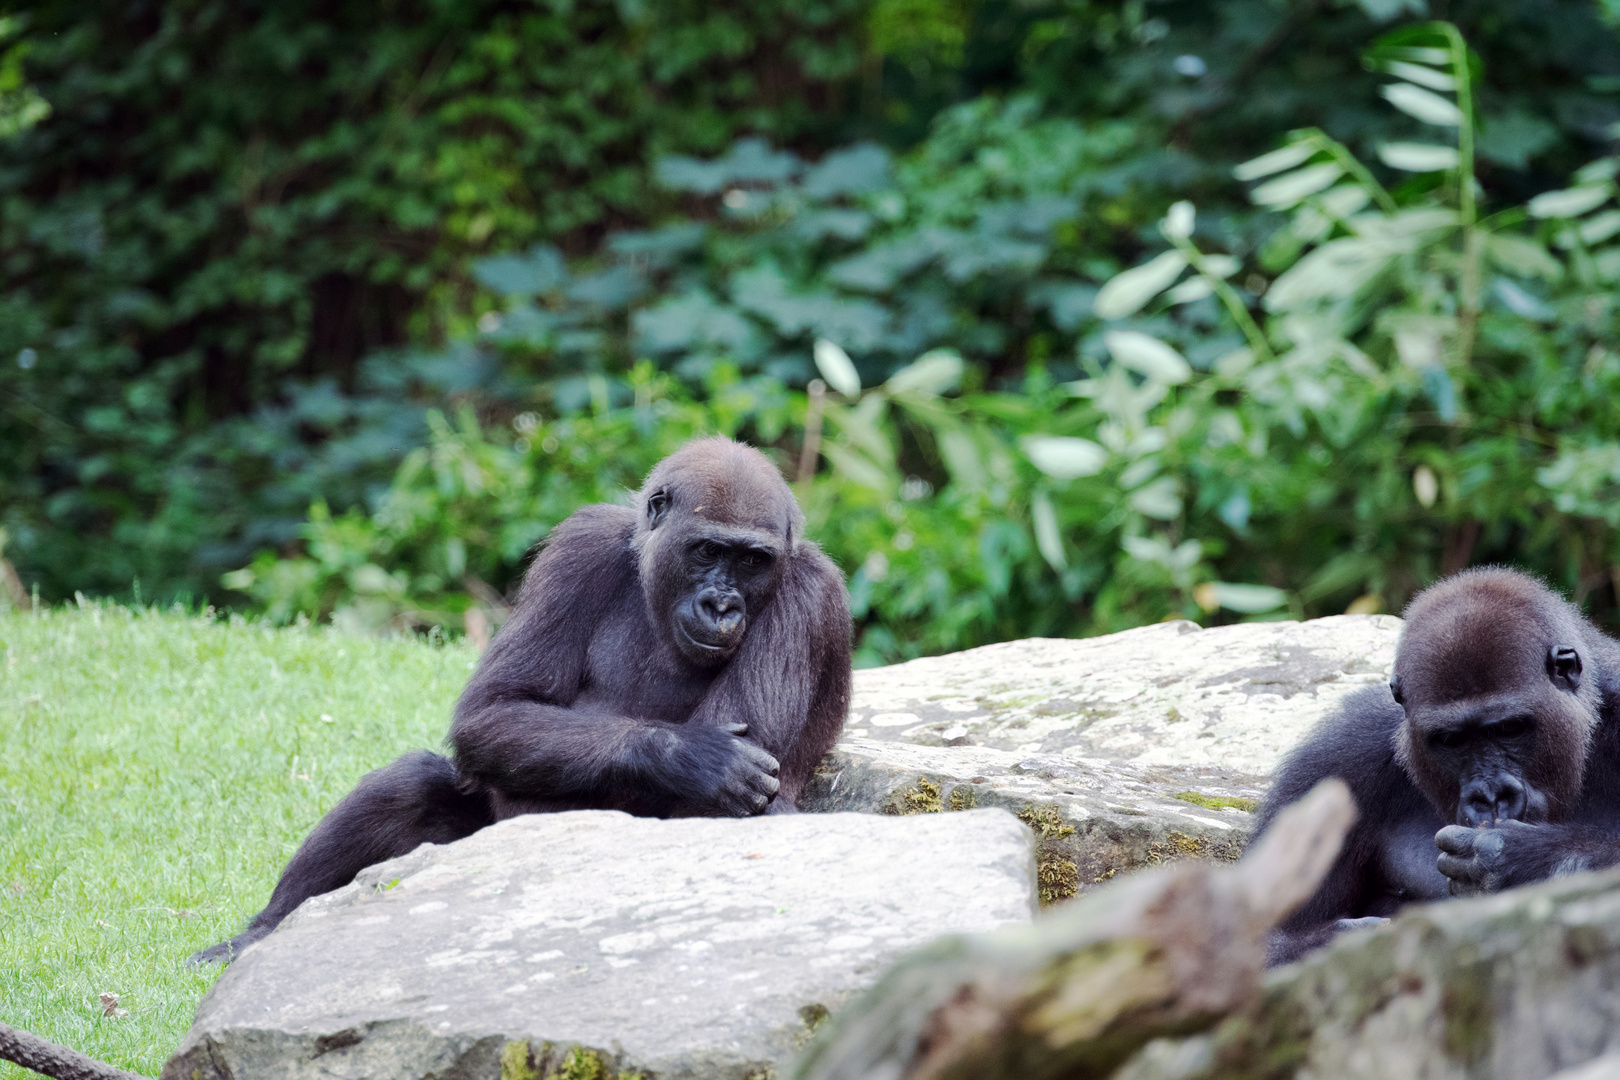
[0,603,478,1077]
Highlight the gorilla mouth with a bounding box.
[678,623,740,656]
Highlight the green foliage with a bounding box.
[238,21,1620,664]
[0,0,866,601]
[9,1,1620,654]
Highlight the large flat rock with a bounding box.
[1116,866,1620,1080]
[802,616,1400,903]
[163,809,1035,1080]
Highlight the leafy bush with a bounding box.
[235,20,1620,663]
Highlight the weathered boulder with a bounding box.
[163,808,1036,1080]
[802,616,1400,903]
[1113,865,1620,1080]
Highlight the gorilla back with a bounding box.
[193,437,852,963]
[1255,567,1620,964]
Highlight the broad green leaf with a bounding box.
[1251,163,1344,208]
[813,338,861,397]
[1162,201,1195,241]
[1128,477,1181,519]
[1022,435,1109,479]
[1094,251,1188,319]
[1233,142,1316,181]
[1492,279,1555,321]
[1384,60,1455,91]
[1167,277,1215,304]
[886,348,964,396]
[1196,581,1288,613]
[1527,185,1610,219]
[1381,83,1463,127]
[1485,233,1562,281]
[1031,491,1066,569]
[1576,158,1620,184]
[1378,143,1458,172]
[1105,330,1193,384]
[1318,185,1373,218]
[1580,210,1620,245]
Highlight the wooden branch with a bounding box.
[792,779,1357,1080]
[0,1022,152,1080]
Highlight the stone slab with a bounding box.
[801,616,1401,901]
[163,809,1036,1080]
[1116,866,1620,1080]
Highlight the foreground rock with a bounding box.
[792,781,1358,1080]
[164,809,1035,1080]
[802,616,1400,902]
[1113,865,1620,1080]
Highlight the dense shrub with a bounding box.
[232,23,1620,663]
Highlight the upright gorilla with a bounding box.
[194,438,852,963]
[1256,567,1620,964]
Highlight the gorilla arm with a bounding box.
[449,505,778,817]
[685,540,853,812]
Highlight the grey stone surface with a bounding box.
[801,616,1400,901]
[1115,866,1620,1080]
[163,809,1036,1080]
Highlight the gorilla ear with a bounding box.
[1389,673,1404,706]
[1548,645,1582,691]
[646,490,671,530]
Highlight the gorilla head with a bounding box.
[1391,567,1601,828]
[635,437,802,667]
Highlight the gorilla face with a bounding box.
[638,481,789,669]
[1391,575,1599,827]
[669,530,780,664]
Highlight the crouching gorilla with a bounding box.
[1256,566,1620,965]
[193,437,852,963]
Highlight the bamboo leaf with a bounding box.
[1194,582,1288,614]
[1378,143,1459,172]
[886,348,963,396]
[1384,60,1456,91]
[1031,492,1066,569]
[1023,435,1109,479]
[1233,142,1317,181]
[1485,233,1562,281]
[1381,83,1463,127]
[1094,251,1188,319]
[1162,201,1195,241]
[1250,163,1344,208]
[813,338,861,397]
[1105,330,1193,385]
[1528,185,1611,219]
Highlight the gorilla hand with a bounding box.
[1435,822,1541,896]
[678,722,781,816]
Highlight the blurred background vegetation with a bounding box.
[4,0,1620,665]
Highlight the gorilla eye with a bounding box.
[1429,729,1469,750]
[740,550,771,571]
[696,540,723,560]
[1495,717,1533,739]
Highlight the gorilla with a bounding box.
[194,437,852,963]
[1256,566,1620,964]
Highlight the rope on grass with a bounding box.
[0,1022,153,1080]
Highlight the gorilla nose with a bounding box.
[1459,773,1528,827]
[697,589,744,635]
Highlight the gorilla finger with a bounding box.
[1436,853,1479,881]
[725,722,750,737]
[1435,826,1480,855]
[742,746,779,774]
[752,792,770,814]
[751,773,781,797]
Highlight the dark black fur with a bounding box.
[193,438,852,963]
[1257,567,1620,965]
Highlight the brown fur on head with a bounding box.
[631,437,801,667]
[1390,567,1600,824]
